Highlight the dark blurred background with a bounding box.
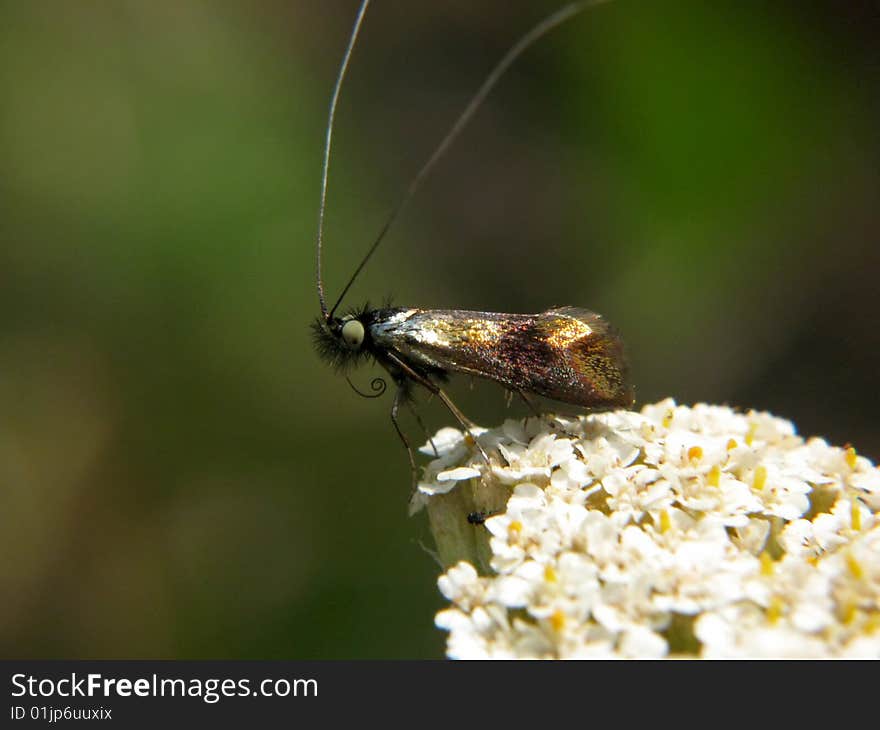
[1,1,878,658]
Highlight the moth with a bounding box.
[312,0,633,476]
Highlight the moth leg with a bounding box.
[405,398,438,458]
[517,389,542,418]
[433,388,490,462]
[390,383,419,489]
[385,352,490,463]
[504,389,514,408]
[435,387,477,428]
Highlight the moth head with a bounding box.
[311,307,371,372]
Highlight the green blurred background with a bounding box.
[1,1,877,658]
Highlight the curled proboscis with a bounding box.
[346,376,387,399]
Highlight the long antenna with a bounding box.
[316,0,371,320]
[328,0,611,319]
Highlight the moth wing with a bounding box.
[371,307,632,409]
[527,307,633,407]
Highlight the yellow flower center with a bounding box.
[550,609,566,632]
[508,520,523,540]
[851,501,862,532]
[846,553,864,580]
[767,596,785,625]
[752,465,768,491]
[707,465,721,487]
[745,424,758,446]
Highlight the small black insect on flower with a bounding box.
[467,510,503,526]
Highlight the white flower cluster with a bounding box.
[413,399,880,658]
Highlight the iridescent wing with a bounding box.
[370,307,633,408]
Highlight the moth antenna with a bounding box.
[316,0,371,320]
[328,0,612,318]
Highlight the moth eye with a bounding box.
[341,319,365,350]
